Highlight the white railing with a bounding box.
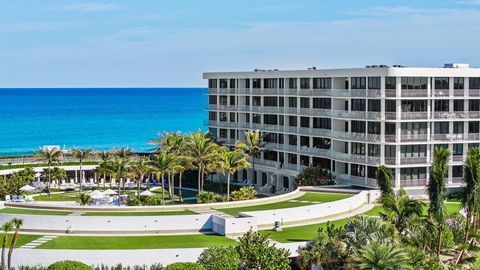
[400,157,427,165]
[401,112,428,119]
[401,90,428,97]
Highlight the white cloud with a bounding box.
[61,2,121,12]
[129,12,187,21]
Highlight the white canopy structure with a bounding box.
[103,189,117,195]
[19,185,36,192]
[89,190,105,199]
[139,190,153,196]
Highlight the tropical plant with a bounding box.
[149,152,182,203]
[184,130,219,195]
[47,260,92,270]
[78,193,92,206]
[219,148,250,200]
[380,189,424,233]
[164,262,205,270]
[355,242,412,270]
[236,230,290,270]
[7,218,23,270]
[343,215,397,251]
[294,165,333,188]
[42,167,66,189]
[1,221,12,270]
[197,246,240,270]
[106,155,132,205]
[131,156,152,195]
[36,147,62,197]
[376,165,394,198]
[97,150,112,188]
[230,187,256,201]
[197,191,225,203]
[242,130,265,184]
[428,146,450,256]
[70,147,94,193]
[462,147,480,242]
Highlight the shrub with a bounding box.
[294,166,334,188]
[145,196,163,205]
[446,214,466,244]
[197,246,240,270]
[230,187,256,201]
[47,260,92,270]
[164,262,205,270]
[78,194,93,206]
[125,197,141,206]
[197,192,226,203]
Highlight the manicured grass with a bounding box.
[36,234,237,249]
[34,192,78,202]
[265,202,464,243]
[81,210,197,216]
[0,207,72,216]
[217,192,351,216]
[0,234,43,247]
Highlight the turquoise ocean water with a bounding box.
[0,88,207,155]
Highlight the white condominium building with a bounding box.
[204,64,479,193]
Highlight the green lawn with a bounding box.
[81,210,197,216]
[36,234,237,249]
[217,192,351,216]
[0,161,98,170]
[34,192,78,202]
[264,202,464,243]
[0,234,43,247]
[0,207,72,216]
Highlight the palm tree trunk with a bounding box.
[109,174,112,188]
[161,173,165,204]
[79,161,83,193]
[103,173,106,189]
[179,172,183,202]
[47,164,51,198]
[138,174,143,195]
[464,211,471,243]
[7,230,18,270]
[1,235,7,270]
[117,178,121,206]
[227,173,231,201]
[197,166,202,196]
[437,224,443,257]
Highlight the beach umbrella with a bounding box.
[19,185,36,192]
[139,190,153,196]
[103,189,118,195]
[89,190,105,198]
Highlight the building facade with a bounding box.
[204,64,480,193]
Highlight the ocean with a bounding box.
[0,88,207,156]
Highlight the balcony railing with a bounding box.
[469,90,480,97]
[401,179,427,187]
[401,90,428,97]
[433,90,449,97]
[454,90,464,97]
[401,112,428,120]
[400,157,427,165]
[400,134,428,142]
[452,155,464,162]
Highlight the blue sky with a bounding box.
[1,0,480,87]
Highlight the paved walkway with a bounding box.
[20,235,57,249]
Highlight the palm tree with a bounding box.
[380,189,424,233]
[428,146,450,257]
[149,131,180,153]
[106,155,132,206]
[219,148,251,200]
[355,243,412,270]
[47,167,67,189]
[344,216,397,251]
[376,165,394,198]
[112,147,135,159]
[170,134,190,202]
[149,152,181,203]
[97,150,112,188]
[7,218,22,270]
[36,147,62,197]
[1,221,12,270]
[243,130,265,185]
[462,147,480,242]
[184,130,219,195]
[70,147,93,193]
[131,156,152,195]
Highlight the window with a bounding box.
[470,100,480,111]
[401,100,426,112]
[435,100,449,112]
[252,96,261,106]
[351,99,366,111]
[469,121,479,133]
[300,97,310,108]
[230,129,235,139]
[313,137,331,149]
[264,97,278,107]
[385,77,397,90]
[245,79,250,89]
[385,100,396,112]
[289,116,297,127]
[288,135,297,146]
[300,155,310,166]
[385,122,396,135]
[263,78,277,89]
[219,112,227,121]
[351,143,366,155]
[470,77,480,90]
[401,122,427,135]
[368,100,381,112]
[219,129,227,138]
[279,78,284,89]
[351,77,366,89]
[452,166,463,178]
[300,136,310,147]
[434,122,449,134]
[252,79,261,89]
[313,118,331,129]
[289,97,297,108]
[229,112,235,122]
[300,78,310,89]
[209,95,217,105]
[454,100,464,111]
[230,96,235,105]
[288,78,297,89]
[288,153,297,164]
[219,79,228,88]
[401,145,426,158]
[219,96,227,105]
[252,114,260,123]
[435,77,449,90]
[400,167,426,180]
[351,121,366,133]
[208,112,217,121]
[351,164,365,177]
[208,79,217,88]
[453,144,463,156]
[263,114,277,125]
[453,122,464,134]
[300,117,310,128]
[454,77,464,90]
[368,77,381,89]
[279,97,284,107]
[368,144,380,157]
[368,122,381,134]
[367,166,378,179]
[313,98,331,109]
[385,145,396,158]
[264,150,278,161]
[401,77,428,90]
[313,78,331,89]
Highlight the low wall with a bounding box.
[0,165,98,176]
[240,190,381,228]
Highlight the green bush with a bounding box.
[78,194,93,206]
[164,262,205,270]
[47,260,92,270]
[125,197,141,206]
[197,246,240,270]
[230,187,256,201]
[294,166,334,188]
[197,192,226,203]
[145,196,163,205]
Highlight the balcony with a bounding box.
[433,111,467,119]
[469,90,480,97]
[401,179,427,187]
[401,112,428,120]
[400,157,427,165]
[453,90,464,97]
[332,172,377,188]
[433,90,449,97]
[385,89,397,97]
[452,155,464,162]
[251,88,279,95]
[384,158,396,165]
[431,134,466,141]
[401,90,428,97]
[400,134,428,142]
